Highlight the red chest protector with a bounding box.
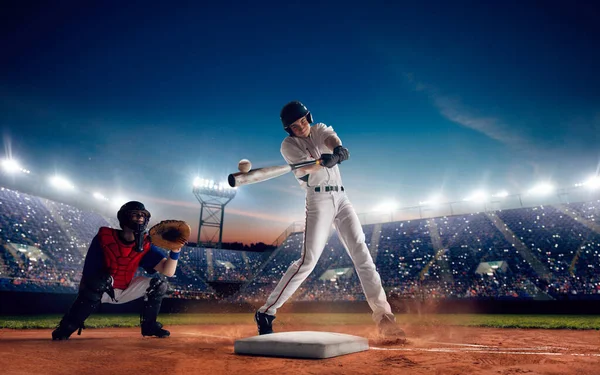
[97,227,151,289]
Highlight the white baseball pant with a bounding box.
[259,189,393,323]
[100,276,152,304]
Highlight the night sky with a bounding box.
[1,1,599,243]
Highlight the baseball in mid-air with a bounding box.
[238,159,252,173]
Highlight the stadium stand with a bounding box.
[2,185,600,302]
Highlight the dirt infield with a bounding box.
[1,323,599,375]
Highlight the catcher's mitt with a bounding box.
[149,220,191,251]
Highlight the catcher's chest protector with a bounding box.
[98,227,151,289]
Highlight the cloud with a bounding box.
[433,95,527,147]
[406,74,535,152]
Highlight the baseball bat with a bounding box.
[228,160,321,187]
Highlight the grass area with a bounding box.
[1,313,600,330]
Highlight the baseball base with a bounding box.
[234,331,369,359]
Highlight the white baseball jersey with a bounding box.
[259,122,394,324]
[280,123,343,190]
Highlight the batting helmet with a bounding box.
[117,201,151,233]
[280,101,313,136]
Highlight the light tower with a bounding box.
[192,177,236,249]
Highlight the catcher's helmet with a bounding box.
[280,101,313,136]
[117,201,151,233]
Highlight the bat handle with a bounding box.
[290,159,321,170]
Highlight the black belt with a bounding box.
[314,185,344,192]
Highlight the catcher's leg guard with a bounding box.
[255,311,275,335]
[52,273,112,341]
[140,277,170,338]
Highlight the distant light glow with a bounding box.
[50,176,75,190]
[373,200,399,212]
[193,177,236,198]
[112,196,129,209]
[583,176,600,190]
[1,159,30,174]
[528,182,554,196]
[463,190,487,202]
[93,192,109,201]
[2,159,19,172]
[492,190,509,198]
[419,195,443,206]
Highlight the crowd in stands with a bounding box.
[1,185,600,302]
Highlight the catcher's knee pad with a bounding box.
[81,272,115,302]
[145,277,168,300]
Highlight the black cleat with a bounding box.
[52,321,83,341]
[255,311,275,335]
[141,321,170,338]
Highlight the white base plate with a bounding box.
[234,331,369,359]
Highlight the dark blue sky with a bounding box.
[1,1,599,243]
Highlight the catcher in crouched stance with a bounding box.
[52,201,191,340]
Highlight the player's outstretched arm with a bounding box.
[148,220,190,277]
[153,250,180,277]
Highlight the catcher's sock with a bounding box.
[141,321,170,338]
[255,311,275,335]
[377,314,407,340]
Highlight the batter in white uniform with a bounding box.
[255,101,405,339]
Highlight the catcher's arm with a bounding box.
[149,220,190,277]
[154,255,178,277]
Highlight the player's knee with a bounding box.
[347,233,366,246]
[356,260,376,271]
[80,272,113,302]
[299,255,319,271]
[354,256,377,274]
[146,277,168,299]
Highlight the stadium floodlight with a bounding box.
[193,177,202,188]
[50,175,75,190]
[528,182,554,196]
[2,159,20,173]
[93,192,109,201]
[583,176,600,190]
[192,177,236,199]
[492,190,509,198]
[463,190,487,202]
[1,159,30,174]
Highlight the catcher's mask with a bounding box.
[117,201,151,234]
